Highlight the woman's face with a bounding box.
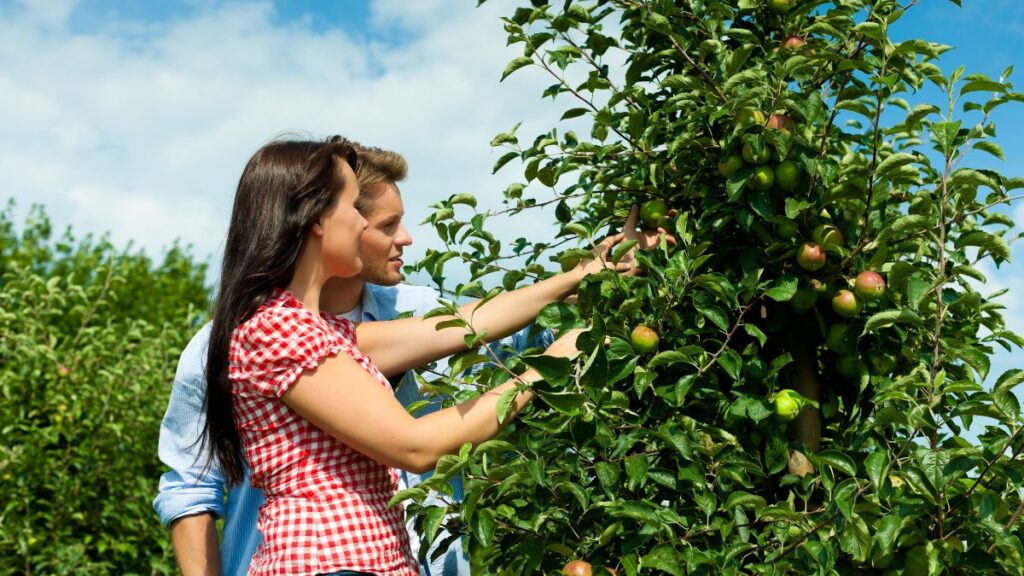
[315,158,368,278]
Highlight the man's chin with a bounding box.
[360,268,403,287]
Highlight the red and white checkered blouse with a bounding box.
[230,289,419,576]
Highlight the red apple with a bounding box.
[854,270,886,302]
[630,325,659,354]
[832,289,861,318]
[563,560,593,576]
[767,113,795,134]
[782,36,806,50]
[796,242,826,271]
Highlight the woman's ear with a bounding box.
[311,219,325,237]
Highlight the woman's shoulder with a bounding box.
[235,290,339,348]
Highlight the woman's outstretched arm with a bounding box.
[357,206,676,377]
[282,329,583,473]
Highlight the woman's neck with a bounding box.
[286,244,326,314]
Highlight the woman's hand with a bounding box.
[573,205,677,278]
[618,204,677,275]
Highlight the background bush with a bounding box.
[0,202,210,575]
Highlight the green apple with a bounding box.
[747,165,775,190]
[767,0,794,14]
[903,545,929,576]
[867,349,895,375]
[825,324,850,353]
[775,217,798,239]
[836,353,860,378]
[630,325,659,354]
[736,108,766,127]
[639,199,668,229]
[718,154,744,177]
[773,389,802,423]
[773,160,800,190]
[742,142,771,165]
[789,286,817,313]
[811,224,844,249]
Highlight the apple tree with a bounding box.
[403,1,1024,574]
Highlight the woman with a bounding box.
[203,137,662,575]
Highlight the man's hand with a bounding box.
[169,512,222,576]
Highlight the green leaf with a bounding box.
[521,354,572,387]
[955,230,1011,262]
[765,275,798,302]
[450,193,477,208]
[814,449,857,477]
[694,300,730,332]
[854,21,885,40]
[492,151,519,173]
[974,141,1005,161]
[960,79,1006,95]
[865,452,888,493]
[724,491,766,510]
[950,168,992,188]
[534,390,586,415]
[610,239,639,263]
[560,107,589,120]
[537,301,581,331]
[874,153,919,178]
[501,56,534,81]
[595,461,620,496]
[419,505,448,545]
[640,545,684,576]
[862,309,924,334]
[718,349,742,381]
[472,508,496,545]
[993,369,1024,418]
[744,323,767,347]
[648,347,703,368]
[624,454,650,489]
[496,387,519,423]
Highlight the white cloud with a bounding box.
[0,0,568,269]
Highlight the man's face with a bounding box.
[356,182,412,286]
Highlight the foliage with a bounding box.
[0,202,209,575]
[407,1,1024,574]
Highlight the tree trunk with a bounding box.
[783,317,822,477]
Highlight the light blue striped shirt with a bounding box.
[153,283,550,576]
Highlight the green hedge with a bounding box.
[0,202,210,574]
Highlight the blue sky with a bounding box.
[0,0,1020,385]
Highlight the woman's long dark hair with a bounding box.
[202,136,359,486]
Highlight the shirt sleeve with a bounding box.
[233,307,347,399]
[153,324,228,526]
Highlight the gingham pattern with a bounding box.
[230,289,418,576]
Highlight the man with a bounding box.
[154,143,539,576]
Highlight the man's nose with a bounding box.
[396,224,413,246]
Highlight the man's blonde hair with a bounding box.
[354,144,408,212]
